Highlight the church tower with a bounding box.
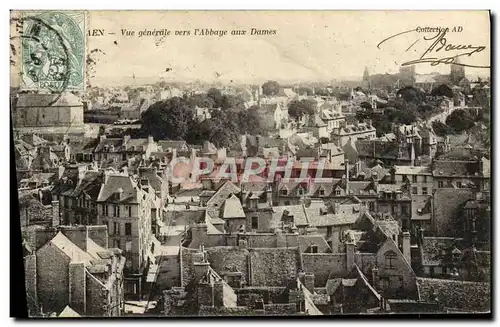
[450,56,465,85]
[362,67,370,89]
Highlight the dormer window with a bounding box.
[281,189,288,196]
[335,190,341,196]
[319,188,325,196]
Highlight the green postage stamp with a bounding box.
[20,11,85,91]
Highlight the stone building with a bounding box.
[23,225,125,317]
[96,171,155,297]
[14,92,84,128]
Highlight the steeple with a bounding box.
[363,67,370,81]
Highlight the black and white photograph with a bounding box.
[9,10,491,318]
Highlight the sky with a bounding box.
[12,10,491,86]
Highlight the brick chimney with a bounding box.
[51,201,60,227]
[402,231,411,263]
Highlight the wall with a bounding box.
[376,239,418,299]
[85,271,109,316]
[180,247,197,287]
[157,255,181,290]
[19,197,55,231]
[69,262,86,315]
[245,210,273,231]
[354,253,377,272]
[36,242,71,314]
[302,253,347,286]
[249,248,299,286]
[433,189,475,236]
[206,247,249,286]
[24,255,38,316]
[18,106,84,127]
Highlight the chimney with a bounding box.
[123,135,130,144]
[100,134,106,142]
[345,159,350,182]
[402,231,411,263]
[332,202,340,214]
[238,239,248,249]
[346,241,355,271]
[51,201,60,227]
[371,267,380,291]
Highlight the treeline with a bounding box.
[137,88,263,148]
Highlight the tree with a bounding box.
[432,121,453,137]
[262,81,280,96]
[445,109,475,133]
[360,101,372,110]
[297,86,313,96]
[98,125,106,136]
[220,94,245,110]
[288,99,316,120]
[141,97,195,140]
[397,86,425,103]
[238,106,263,135]
[431,84,454,98]
[207,88,223,108]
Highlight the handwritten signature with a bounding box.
[377,29,489,68]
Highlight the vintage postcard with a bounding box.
[10,10,491,318]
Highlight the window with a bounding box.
[401,205,409,215]
[126,205,132,217]
[281,189,288,196]
[114,205,120,217]
[412,187,418,195]
[284,201,290,205]
[114,222,119,234]
[125,241,132,252]
[335,190,341,196]
[103,204,108,216]
[422,187,428,195]
[326,226,332,237]
[385,251,397,269]
[423,175,427,183]
[115,239,121,249]
[125,223,132,236]
[310,245,318,253]
[251,216,259,230]
[457,181,462,188]
[412,175,418,183]
[402,174,408,182]
[319,189,325,196]
[298,188,304,195]
[438,181,444,188]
